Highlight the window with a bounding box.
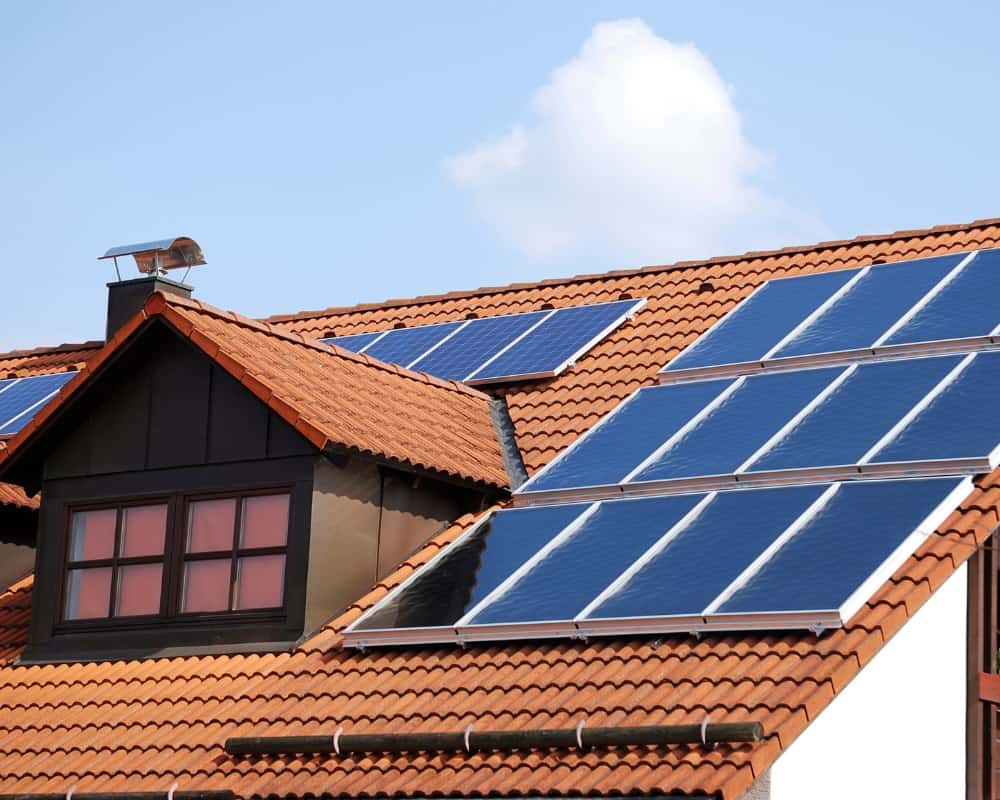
[64,503,168,620]
[61,490,291,625]
[182,494,289,613]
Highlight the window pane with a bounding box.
[181,559,232,612]
[240,494,290,549]
[120,504,168,558]
[235,555,285,610]
[187,498,236,553]
[69,509,116,561]
[115,563,163,617]
[64,567,112,620]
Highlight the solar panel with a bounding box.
[771,254,958,359]
[344,477,968,645]
[362,321,466,367]
[712,479,958,619]
[883,249,1000,345]
[318,299,644,385]
[466,299,645,383]
[324,331,385,353]
[0,372,76,436]
[409,310,550,381]
[521,379,733,494]
[663,269,858,374]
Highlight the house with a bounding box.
[0,218,998,799]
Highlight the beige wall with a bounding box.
[305,458,476,636]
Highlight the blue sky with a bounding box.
[1,1,998,351]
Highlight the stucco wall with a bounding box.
[770,561,967,799]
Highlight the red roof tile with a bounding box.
[0,217,999,798]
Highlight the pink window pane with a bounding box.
[64,567,112,620]
[187,498,236,553]
[69,509,116,561]
[115,563,163,617]
[240,494,290,548]
[182,559,231,612]
[120,504,167,558]
[235,555,285,610]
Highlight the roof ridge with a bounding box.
[0,340,103,362]
[149,293,492,401]
[263,215,1000,325]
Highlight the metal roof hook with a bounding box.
[333,725,344,756]
[66,786,76,800]
[700,713,712,748]
[464,723,474,754]
[575,718,586,750]
[167,781,179,800]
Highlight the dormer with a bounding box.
[0,291,508,662]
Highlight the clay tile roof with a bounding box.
[0,340,101,379]
[1,217,1000,799]
[0,293,508,491]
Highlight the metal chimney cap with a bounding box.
[99,236,206,277]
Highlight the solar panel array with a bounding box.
[321,299,644,384]
[661,249,1000,382]
[0,372,75,436]
[344,249,997,648]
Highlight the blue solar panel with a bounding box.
[872,351,1000,464]
[362,321,465,367]
[468,300,640,382]
[884,249,1000,345]
[630,367,841,483]
[520,379,733,494]
[663,270,856,373]
[586,484,826,620]
[717,478,959,615]
[747,356,960,473]
[772,255,960,359]
[465,494,704,626]
[410,311,549,381]
[322,331,384,353]
[0,372,76,436]
[351,503,589,631]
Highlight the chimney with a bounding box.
[98,237,205,339]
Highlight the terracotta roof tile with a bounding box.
[0,219,999,798]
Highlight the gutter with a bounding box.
[225,722,764,757]
[0,794,233,800]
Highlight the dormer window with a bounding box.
[60,490,292,627]
[181,493,289,613]
[64,502,168,620]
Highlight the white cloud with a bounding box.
[445,18,824,263]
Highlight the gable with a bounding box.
[43,322,312,484]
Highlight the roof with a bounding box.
[0,292,509,491]
[1,217,1000,799]
[271,216,1000,473]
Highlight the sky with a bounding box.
[2,1,999,351]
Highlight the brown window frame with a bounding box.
[56,486,294,633]
[61,496,172,622]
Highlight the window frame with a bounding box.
[54,485,296,635]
